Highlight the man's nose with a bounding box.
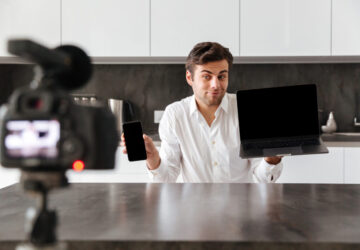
[210,77,220,89]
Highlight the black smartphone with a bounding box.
[122,121,147,161]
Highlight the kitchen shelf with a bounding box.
[2,56,360,65]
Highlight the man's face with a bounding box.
[186,59,229,108]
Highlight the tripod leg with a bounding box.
[24,191,57,245]
[30,209,57,245]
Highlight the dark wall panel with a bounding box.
[1,63,360,133]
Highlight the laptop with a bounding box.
[236,84,328,158]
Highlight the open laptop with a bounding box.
[237,84,328,158]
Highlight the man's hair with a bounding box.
[185,42,233,77]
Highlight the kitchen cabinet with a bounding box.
[0,0,61,56]
[240,0,331,56]
[2,0,360,60]
[62,0,150,57]
[67,146,185,183]
[0,147,355,188]
[0,168,19,189]
[151,0,239,56]
[332,0,360,55]
[277,147,344,183]
[344,148,360,183]
[67,147,150,183]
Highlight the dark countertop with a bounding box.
[1,183,360,249]
[321,133,360,147]
[148,133,360,147]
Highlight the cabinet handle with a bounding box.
[354,117,360,127]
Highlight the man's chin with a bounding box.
[206,96,223,106]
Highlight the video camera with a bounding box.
[0,40,119,249]
[0,40,118,172]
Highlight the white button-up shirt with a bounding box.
[149,93,283,183]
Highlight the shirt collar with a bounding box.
[189,95,198,116]
[218,93,229,114]
[189,93,229,116]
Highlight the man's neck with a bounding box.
[196,100,219,127]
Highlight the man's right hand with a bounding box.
[120,133,161,170]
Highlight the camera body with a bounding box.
[0,84,118,171]
[0,40,118,171]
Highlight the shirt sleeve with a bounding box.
[249,158,284,183]
[147,107,181,183]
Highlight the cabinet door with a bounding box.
[240,0,331,56]
[0,168,19,189]
[116,146,148,175]
[344,148,360,183]
[277,147,344,183]
[151,0,239,56]
[332,0,360,55]
[62,0,150,57]
[0,0,60,56]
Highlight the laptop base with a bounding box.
[240,139,329,159]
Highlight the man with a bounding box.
[122,42,283,183]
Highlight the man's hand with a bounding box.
[121,133,161,170]
[264,156,283,165]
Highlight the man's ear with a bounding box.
[186,70,193,86]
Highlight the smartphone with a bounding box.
[122,121,147,161]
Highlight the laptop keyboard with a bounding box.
[244,138,320,150]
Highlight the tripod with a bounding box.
[16,171,69,250]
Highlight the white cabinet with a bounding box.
[0,0,61,56]
[2,146,360,187]
[67,147,150,183]
[332,0,360,55]
[240,0,331,56]
[3,0,360,59]
[277,147,344,183]
[344,148,360,183]
[0,168,19,189]
[62,0,150,57]
[151,0,239,56]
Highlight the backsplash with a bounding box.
[1,63,360,134]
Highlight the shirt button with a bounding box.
[214,162,218,166]
[212,141,216,145]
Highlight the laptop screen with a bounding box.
[237,84,320,141]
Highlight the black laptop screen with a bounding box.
[236,84,320,141]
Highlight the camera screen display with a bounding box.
[4,120,60,158]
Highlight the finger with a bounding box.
[121,133,125,142]
[122,148,127,154]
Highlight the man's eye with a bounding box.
[203,75,210,80]
[218,75,226,80]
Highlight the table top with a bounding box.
[1,183,360,249]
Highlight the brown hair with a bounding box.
[185,42,233,77]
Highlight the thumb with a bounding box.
[143,134,156,151]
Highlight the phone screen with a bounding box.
[123,121,147,161]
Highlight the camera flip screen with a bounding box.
[4,120,60,158]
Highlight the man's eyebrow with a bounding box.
[200,70,228,74]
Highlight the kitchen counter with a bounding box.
[149,133,360,147]
[321,133,360,147]
[1,183,360,249]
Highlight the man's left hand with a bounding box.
[264,156,283,165]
